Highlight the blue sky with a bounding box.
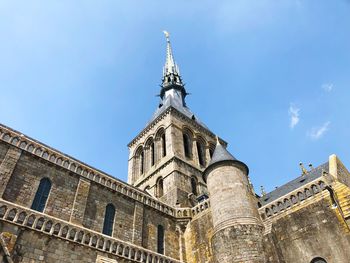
[1,1,349,194]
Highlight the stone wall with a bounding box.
[0,142,9,164]
[183,209,213,263]
[2,151,79,221]
[0,138,182,262]
[264,195,350,263]
[142,207,180,260]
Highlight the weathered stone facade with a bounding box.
[1,35,350,263]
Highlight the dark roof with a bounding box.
[147,91,210,131]
[207,143,237,167]
[203,143,249,182]
[259,162,329,206]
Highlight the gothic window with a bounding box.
[191,176,198,196]
[140,151,144,175]
[161,133,166,157]
[151,142,155,166]
[311,257,327,263]
[183,133,191,158]
[157,225,165,254]
[102,204,115,236]
[196,140,205,166]
[31,178,52,212]
[156,178,164,198]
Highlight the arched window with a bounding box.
[156,178,164,198]
[140,151,144,174]
[102,203,115,236]
[161,133,166,157]
[191,177,198,196]
[157,225,165,254]
[183,133,191,158]
[31,178,52,212]
[196,141,205,166]
[311,257,327,263]
[151,142,155,166]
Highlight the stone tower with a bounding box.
[127,32,217,207]
[203,140,265,263]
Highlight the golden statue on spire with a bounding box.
[163,30,170,41]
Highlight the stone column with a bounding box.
[0,146,21,197]
[69,178,91,225]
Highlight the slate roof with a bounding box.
[259,162,329,206]
[207,143,237,167]
[203,142,249,182]
[147,91,210,131]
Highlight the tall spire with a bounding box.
[160,31,186,102]
[163,31,180,76]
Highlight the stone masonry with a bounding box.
[1,34,350,263]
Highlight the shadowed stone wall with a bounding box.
[263,196,350,263]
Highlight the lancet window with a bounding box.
[102,203,115,236]
[157,225,165,254]
[196,138,206,166]
[156,177,164,198]
[191,176,198,196]
[31,177,52,212]
[183,133,192,158]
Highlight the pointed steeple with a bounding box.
[160,31,186,103]
[203,138,249,183]
[163,31,179,76]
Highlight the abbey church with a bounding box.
[1,33,350,263]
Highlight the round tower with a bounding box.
[203,140,265,263]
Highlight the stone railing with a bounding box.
[0,199,183,263]
[0,124,175,218]
[175,199,211,219]
[259,179,327,219]
[190,199,210,217]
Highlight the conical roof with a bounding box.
[207,141,237,167]
[203,139,249,182]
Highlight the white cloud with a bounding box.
[288,104,300,129]
[322,83,333,92]
[308,121,330,140]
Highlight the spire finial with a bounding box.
[162,30,180,78]
[159,31,186,103]
[163,30,170,42]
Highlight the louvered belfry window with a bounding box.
[103,203,116,236]
[31,177,52,212]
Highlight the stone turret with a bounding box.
[203,140,265,263]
